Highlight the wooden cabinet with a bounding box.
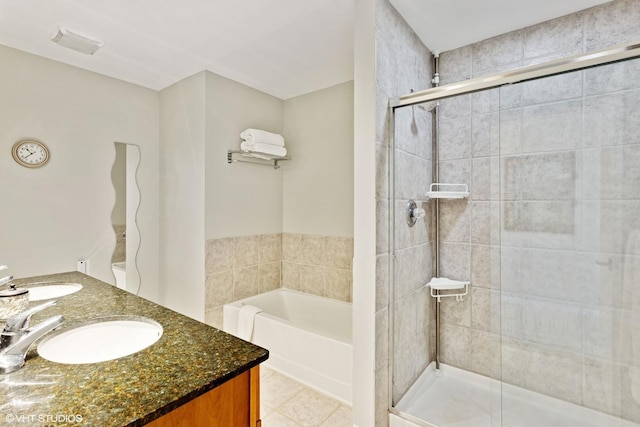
[147,366,261,427]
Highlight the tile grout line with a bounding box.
[316,403,344,426]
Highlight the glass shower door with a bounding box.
[498,56,640,426]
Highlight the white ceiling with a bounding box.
[390,0,613,53]
[0,0,613,100]
[0,0,355,99]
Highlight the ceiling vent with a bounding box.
[50,26,104,55]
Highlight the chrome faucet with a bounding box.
[0,300,65,374]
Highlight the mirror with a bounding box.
[110,142,141,293]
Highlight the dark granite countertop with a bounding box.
[1,272,268,427]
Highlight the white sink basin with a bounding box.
[27,283,82,301]
[38,316,163,364]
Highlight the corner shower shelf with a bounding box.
[227,149,290,169]
[428,277,470,302]
[426,183,469,199]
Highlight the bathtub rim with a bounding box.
[224,287,353,345]
[223,287,354,404]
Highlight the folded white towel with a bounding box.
[240,128,285,147]
[241,141,287,157]
[237,304,263,341]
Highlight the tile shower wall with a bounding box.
[437,0,640,422]
[204,233,353,328]
[375,0,433,425]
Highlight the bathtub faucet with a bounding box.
[0,300,65,374]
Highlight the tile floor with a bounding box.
[260,366,353,427]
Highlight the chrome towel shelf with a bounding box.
[227,150,290,169]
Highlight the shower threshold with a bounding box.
[392,363,638,427]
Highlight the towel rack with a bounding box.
[227,150,290,170]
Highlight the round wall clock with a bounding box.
[11,139,50,168]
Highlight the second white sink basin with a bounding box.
[27,283,82,301]
[38,316,163,364]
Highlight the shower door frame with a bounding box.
[390,41,640,110]
[387,40,640,426]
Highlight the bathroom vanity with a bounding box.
[2,272,268,426]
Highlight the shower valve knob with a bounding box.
[406,200,425,227]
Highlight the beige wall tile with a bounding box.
[325,267,352,302]
[233,266,260,300]
[205,270,233,308]
[282,233,301,262]
[204,306,224,330]
[206,233,354,307]
[324,236,354,269]
[205,237,234,274]
[235,235,260,268]
[281,261,300,291]
[300,264,324,297]
[260,233,282,263]
[260,261,281,293]
[301,235,325,265]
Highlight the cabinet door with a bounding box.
[147,366,260,427]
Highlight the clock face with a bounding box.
[12,140,50,168]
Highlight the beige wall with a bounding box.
[158,69,354,322]
[205,72,285,239]
[0,41,353,326]
[0,44,160,301]
[283,81,354,237]
[159,72,207,320]
[202,80,354,326]
[204,74,354,241]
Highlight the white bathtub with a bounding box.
[223,288,353,404]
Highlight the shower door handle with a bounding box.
[595,258,612,270]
